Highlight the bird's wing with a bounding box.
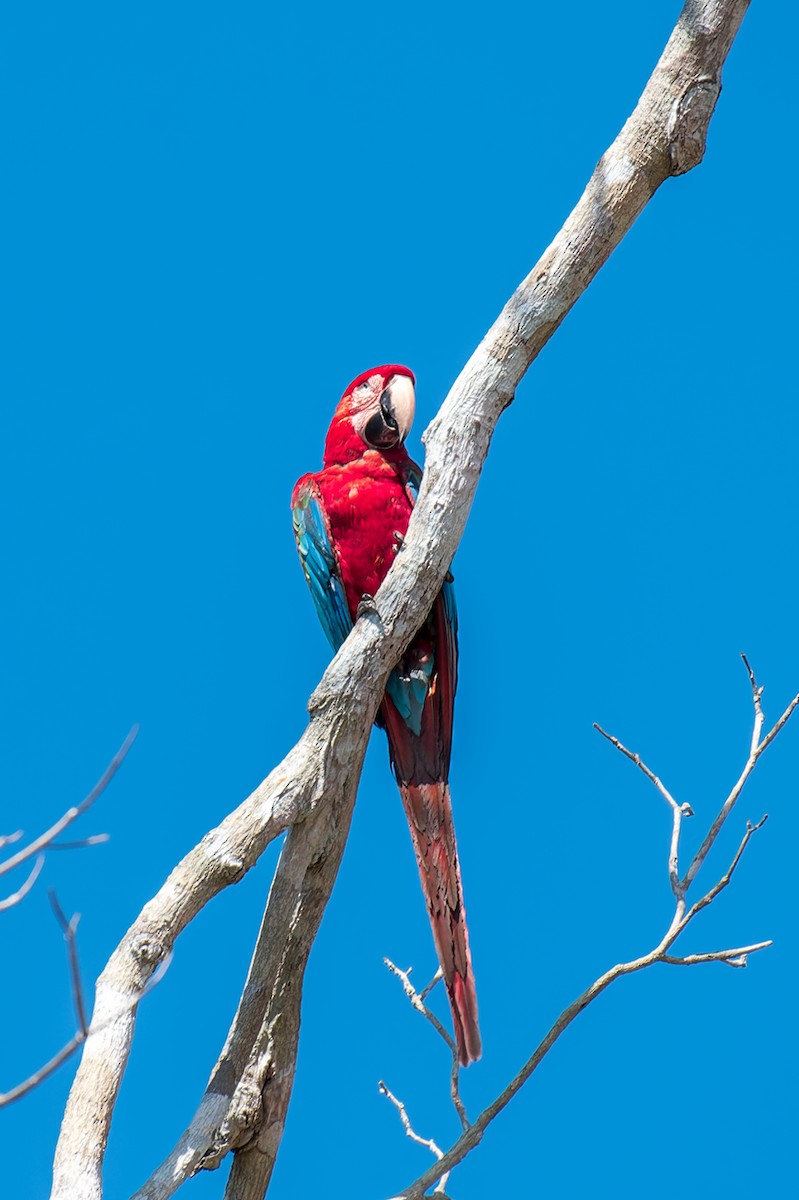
[291,476,352,653]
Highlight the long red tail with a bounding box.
[398,780,481,1065]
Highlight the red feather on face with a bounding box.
[292,365,481,1065]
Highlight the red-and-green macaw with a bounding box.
[291,365,481,1066]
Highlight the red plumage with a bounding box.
[292,366,481,1065]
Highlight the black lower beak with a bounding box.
[364,389,400,448]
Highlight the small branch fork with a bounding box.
[391,659,797,1199]
[0,726,138,909]
[378,1082,450,1197]
[384,961,470,1132]
[0,890,89,1107]
[0,731,139,1106]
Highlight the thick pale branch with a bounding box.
[52,2,754,1198]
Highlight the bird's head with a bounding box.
[323,365,416,465]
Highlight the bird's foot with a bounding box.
[357,593,379,620]
[392,531,405,550]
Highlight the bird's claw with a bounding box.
[445,569,455,583]
[357,593,379,620]
[393,531,405,550]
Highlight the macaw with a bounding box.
[291,364,481,1066]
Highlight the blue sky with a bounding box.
[2,2,797,1197]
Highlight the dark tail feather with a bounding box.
[398,781,481,1065]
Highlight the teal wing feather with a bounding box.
[292,479,352,653]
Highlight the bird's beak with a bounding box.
[382,373,415,443]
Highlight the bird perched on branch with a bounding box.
[291,365,481,1065]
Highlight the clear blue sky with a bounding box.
[2,3,796,1197]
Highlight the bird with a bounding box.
[291,364,481,1065]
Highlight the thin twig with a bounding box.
[385,959,471,1131]
[47,834,110,851]
[397,662,789,1198]
[592,724,685,814]
[379,1081,449,1194]
[49,891,89,1036]
[741,653,764,756]
[0,890,90,1107]
[0,831,23,850]
[419,968,443,1003]
[660,941,772,967]
[0,726,138,880]
[677,815,768,932]
[0,1034,87,1108]
[384,960,456,1055]
[593,723,692,898]
[0,899,170,1109]
[0,855,44,912]
[682,681,798,889]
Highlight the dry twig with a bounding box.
[379,1081,450,1195]
[384,960,470,1132]
[0,855,45,913]
[1,732,137,1104]
[1,890,89,1107]
[0,727,137,908]
[392,658,794,1199]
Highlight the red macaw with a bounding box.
[291,365,481,1065]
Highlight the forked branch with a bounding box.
[391,659,792,1199]
[0,891,89,1108]
[0,727,137,908]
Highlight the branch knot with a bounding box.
[667,76,721,175]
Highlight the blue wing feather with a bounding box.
[292,481,352,653]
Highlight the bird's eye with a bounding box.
[357,381,371,392]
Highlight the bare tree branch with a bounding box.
[0,854,44,911]
[678,814,768,930]
[0,726,138,883]
[392,664,788,1200]
[48,835,111,852]
[51,3,756,1198]
[384,960,470,1132]
[682,678,799,890]
[593,723,693,899]
[379,1081,449,1195]
[49,891,90,1037]
[660,942,772,967]
[1,735,137,1103]
[1,891,89,1107]
[1,1034,88,1109]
